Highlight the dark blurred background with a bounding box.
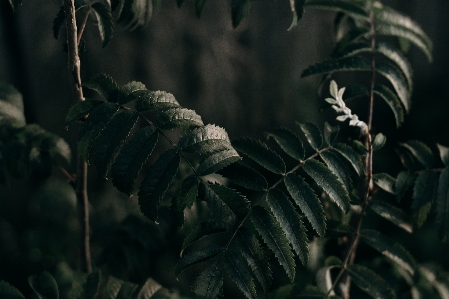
[1,0,449,296]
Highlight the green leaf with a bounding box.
[176,245,223,276]
[84,271,101,299]
[284,173,326,236]
[436,167,449,242]
[156,108,203,130]
[373,133,387,151]
[323,122,339,146]
[93,110,139,177]
[178,124,232,155]
[376,62,411,113]
[28,272,59,299]
[223,249,257,299]
[333,142,365,176]
[96,276,123,299]
[231,0,251,28]
[204,184,250,219]
[437,143,449,166]
[301,56,371,78]
[135,90,180,112]
[196,149,241,176]
[304,0,369,20]
[78,102,120,162]
[234,229,272,292]
[195,0,207,17]
[138,149,180,221]
[377,42,413,91]
[347,264,396,299]
[192,263,223,299]
[135,278,162,298]
[173,175,200,226]
[65,99,104,125]
[412,170,438,228]
[316,263,340,295]
[395,171,415,201]
[360,229,416,275]
[218,161,268,191]
[400,140,434,168]
[303,159,351,213]
[181,221,226,254]
[233,138,286,174]
[52,6,66,39]
[111,126,159,196]
[117,0,153,31]
[287,0,306,31]
[373,173,396,194]
[325,219,354,238]
[203,183,238,229]
[320,150,352,192]
[352,140,368,156]
[251,206,295,281]
[369,200,412,233]
[83,74,119,102]
[297,122,323,151]
[115,282,138,299]
[265,127,305,161]
[91,2,114,48]
[0,98,26,127]
[117,81,147,105]
[266,189,309,264]
[0,281,25,299]
[373,85,405,128]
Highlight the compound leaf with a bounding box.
[284,173,326,236]
[373,173,396,194]
[347,264,396,299]
[204,184,249,219]
[369,200,412,233]
[303,159,351,213]
[111,126,159,196]
[377,42,413,91]
[176,245,223,276]
[178,124,232,155]
[400,140,434,169]
[196,149,241,176]
[436,167,449,242]
[78,102,120,162]
[173,175,200,226]
[231,0,251,28]
[65,98,104,125]
[333,143,365,176]
[297,122,323,151]
[373,85,405,128]
[218,161,268,191]
[203,183,238,229]
[223,249,257,299]
[412,170,438,228]
[181,221,226,254]
[360,229,416,275]
[320,150,352,192]
[138,149,180,221]
[192,263,223,299]
[135,90,180,112]
[251,206,295,281]
[266,127,305,161]
[234,229,272,292]
[91,2,114,48]
[93,110,139,177]
[376,62,411,112]
[157,108,203,130]
[301,56,371,78]
[266,189,309,264]
[83,74,119,102]
[233,138,286,174]
[117,81,146,104]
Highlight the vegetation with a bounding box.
[0,1,448,299]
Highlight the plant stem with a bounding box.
[64,0,92,273]
[326,9,377,299]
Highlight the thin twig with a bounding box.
[77,8,90,45]
[64,0,92,274]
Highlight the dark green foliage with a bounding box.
[111,126,159,196]
[135,90,180,112]
[320,150,352,191]
[196,149,241,175]
[325,219,354,238]
[192,263,223,299]
[0,281,25,299]
[284,173,326,236]
[323,122,339,146]
[28,271,59,299]
[176,245,223,276]
[395,171,415,201]
[266,189,309,264]
[266,127,305,161]
[297,122,323,151]
[288,0,306,31]
[117,81,147,104]
[233,138,286,174]
[83,271,101,299]
[251,206,296,281]
[156,108,203,130]
[91,2,114,48]
[223,249,257,299]
[231,0,251,28]
[369,200,412,233]
[347,264,396,299]
[173,175,200,226]
[53,7,66,39]
[234,229,272,292]
[332,143,365,176]
[181,221,225,253]
[373,133,387,151]
[437,144,449,166]
[412,170,438,228]
[373,173,396,194]
[116,0,154,31]
[400,140,435,168]
[178,124,232,155]
[373,85,405,128]
[436,167,449,242]
[138,149,180,221]
[65,99,104,124]
[83,74,119,102]
[218,161,268,191]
